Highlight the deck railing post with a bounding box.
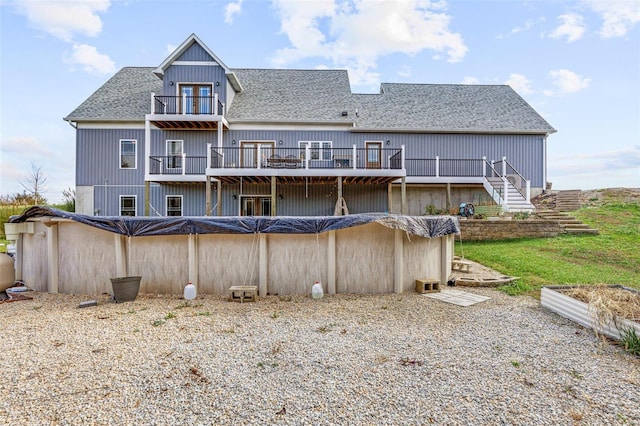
[435,156,440,178]
[401,145,405,170]
[352,145,357,169]
[214,93,219,115]
[305,146,310,169]
[182,153,186,175]
[257,145,261,169]
[502,156,507,177]
[182,93,187,115]
[150,92,155,114]
[503,177,509,204]
[206,143,211,169]
[482,156,487,177]
[526,180,531,203]
[221,153,225,169]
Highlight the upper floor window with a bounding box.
[299,141,332,161]
[120,196,136,216]
[166,140,183,169]
[120,139,137,169]
[167,195,183,216]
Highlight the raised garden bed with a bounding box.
[541,285,640,341]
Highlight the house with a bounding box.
[64,33,555,217]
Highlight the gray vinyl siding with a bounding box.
[76,129,145,186]
[162,65,227,102]
[176,42,214,62]
[93,184,209,216]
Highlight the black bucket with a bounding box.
[110,276,141,303]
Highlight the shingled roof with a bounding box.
[352,83,555,133]
[64,66,554,134]
[225,69,354,123]
[64,67,161,122]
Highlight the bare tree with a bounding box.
[20,162,48,205]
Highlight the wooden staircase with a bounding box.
[484,177,535,212]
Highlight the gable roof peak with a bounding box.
[154,33,231,77]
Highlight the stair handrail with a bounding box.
[503,159,530,202]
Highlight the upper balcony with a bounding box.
[206,146,405,184]
[146,92,228,130]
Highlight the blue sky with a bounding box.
[1,0,638,203]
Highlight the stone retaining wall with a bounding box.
[459,219,563,241]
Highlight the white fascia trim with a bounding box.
[227,72,243,92]
[351,127,555,135]
[229,122,353,131]
[172,61,219,66]
[77,122,146,129]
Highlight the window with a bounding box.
[120,196,136,216]
[166,195,183,216]
[120,139,137,169]
[166,140,183,169]
[299,141,332,160]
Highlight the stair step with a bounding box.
[564,228,600,235]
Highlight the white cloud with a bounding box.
[270,0,468,87]
[15,0,110,42]
[68,43,116,75]
[225,0,243,24]
[549,13,586,42]
[584,0,640,38]
[0,136,53,157]
[549,69,591,93]
[398,65,412,78]
[166,43,177,54]
[505,73,533,94]
[462,76,479,85]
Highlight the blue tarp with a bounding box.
[10,206,460,239]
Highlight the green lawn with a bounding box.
[455,200,640,296]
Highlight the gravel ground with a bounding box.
[1,289,638,426]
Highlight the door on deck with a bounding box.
[179,84,212,114]
[366,141,382,169]
[241,196,272,216]
[240,141,274,168]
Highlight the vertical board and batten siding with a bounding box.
[76,129,146,186]
[162,65,227,102]
[93,184,208,216]
[150,129,213,156]
[176,42,215,62]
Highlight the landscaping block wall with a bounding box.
[459,219,563,241]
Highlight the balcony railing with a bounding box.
[208,146,405,170]
[151,93,224,116]
[149,155,207,175]
[406,157,484,177]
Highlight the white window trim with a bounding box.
[119,195,137,216]
[299,141,332,160]
[166,140,184,169]
[166,195,183,216]
[119,139,137,169]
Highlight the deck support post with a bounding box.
[387,183,393,213]
[446,182,451,213]
[327,230,336,294]
[401,176,407,215]
[47,223,59,293]
[217,181,222,216]
[205,176,212,216]
[394,229,404,293]
[271,177,277,216]
[259,233,268,296]
[144,181,150,216]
